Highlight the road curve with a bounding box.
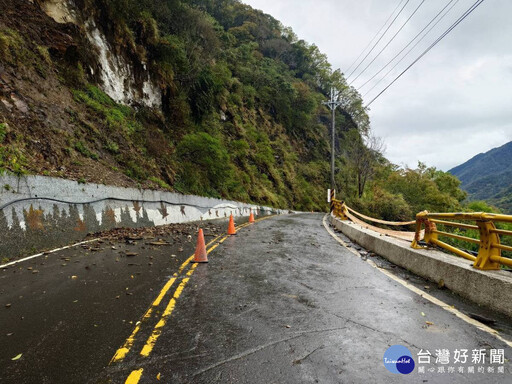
[105,213,511,383]
[2,213,511,383]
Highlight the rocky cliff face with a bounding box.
[0,0,354,211]
[39,0,161,108]
[0,0,169,189]
[85,19,161,108]
[38,0,78,24]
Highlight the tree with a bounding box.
[344,129,384,198]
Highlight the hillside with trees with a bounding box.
[0,0,468,217]
[450,141,512,213]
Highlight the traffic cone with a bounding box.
[193,229,208,263]
[249,210,255,223]
[227,214,236,235]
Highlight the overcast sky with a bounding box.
[243,0,512,171]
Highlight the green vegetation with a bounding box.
[339,151,468,221]
[0,28,26,64]
[58,0,372,210]
[1,0,506,218]
[175,132,233,198]
[0,28,52,77]
[432,201,512,267]
[72,86,141,135]
[149,176,171,190]
[104,141,120,154]
[0,123,27,175]
[74,140,99,160]
[123,160,148,181]
[0,123,6,143]
[341,155,512,267]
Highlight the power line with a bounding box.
[344,0,406,75]
[346,0,411,80]
[349,0,426,86]
[363,0,460,98]
[366,0,485,107]
[357,0,458,91]
[362,1,461,97]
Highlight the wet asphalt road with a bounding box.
[0,219,231,384]
[1,213,512,383]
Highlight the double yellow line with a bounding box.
[111,217,272,384]
[110,236,223,364]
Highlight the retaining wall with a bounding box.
[0,175,284,260]
[330,214,512,318]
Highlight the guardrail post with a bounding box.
[340,201,349,220]
[411,211,437,249]
[473,220,501,270]
[424,219,438,244]
[411,218,423,249]
[331,199,348,220]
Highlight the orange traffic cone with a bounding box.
[193,229,208,263]
[227,214,236,235]
[249,210,255,223]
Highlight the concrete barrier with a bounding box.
[330,214,512,318]
[0,174,285,261]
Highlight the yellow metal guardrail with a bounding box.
[331,199,418,242]
[332,199,348,220]
[331,199,512,270]
[412,211,512,270]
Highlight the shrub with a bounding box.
[0,29,26,64]
[104,141,120,154]
[149,176,171,190]
[0,124,28,175]
[74,141,99,160]
[124,160,147,181]
[72,85,141,135]
[352,187,413,222]
[176,132,233,196]
[0,123,6,142]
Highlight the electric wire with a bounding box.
[366,0,485,107]
[344,0,406,75]
[357,0,457,91]
[346,0,411,80]
[362,0,460,95]
[349,0,426,86]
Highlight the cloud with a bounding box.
[243,0,512,170]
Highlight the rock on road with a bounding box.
[2,213,511,383]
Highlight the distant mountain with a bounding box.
[449,141,512,213]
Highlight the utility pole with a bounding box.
[322,88,341,191]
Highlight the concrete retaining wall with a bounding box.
[330,215,512,318]
[0,174,285,261]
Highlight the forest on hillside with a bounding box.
[450,141,512,214]
[0,0,492,218]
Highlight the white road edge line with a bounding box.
[322,214,512,348]
[0,238,102,269]
[1,214,268,270]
